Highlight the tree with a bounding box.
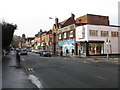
[11,35,22,48]
[2,22,17,51]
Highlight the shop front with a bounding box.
[77,41,104,56]
[58,40,75,55]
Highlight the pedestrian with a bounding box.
[72,49,74,55]
[79,50,81,56]
[66,49,69,55]
[16,51,21,68]
[60,50,63,56]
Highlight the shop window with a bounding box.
[111,31,118,37]
[101,31,109,37]
[89,43,102,54]
[89,30,98,36]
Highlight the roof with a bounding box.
[76,14,109,20]
[59,18,70,25]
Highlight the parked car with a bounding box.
[27,49,32,52]
[36,49,40,54]
[39,50,51,57]
[20,48,28,55]
[31,49,38,53]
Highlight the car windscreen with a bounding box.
[21,49,27,51]
[42,51,49,52]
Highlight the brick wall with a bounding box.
[76,14,109,26]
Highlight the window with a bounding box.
[101,31,109,37]
[63,32,66,39]
[70,31,73,37]
[89,30,98,36]
[111,31,118,37]
[58,34,62,39]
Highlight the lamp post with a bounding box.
[105,38,110,60]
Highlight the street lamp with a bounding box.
[105,38,110,60]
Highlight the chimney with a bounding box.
[71,13,75,20]
[55,17,59,26]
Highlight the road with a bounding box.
[21,52,118,88]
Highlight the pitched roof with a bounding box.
[59,18,70,25]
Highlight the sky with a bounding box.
[0,0,119,37]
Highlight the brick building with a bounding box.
[41,30,52,50]
[56,13,76,55]
[76,14,109,26]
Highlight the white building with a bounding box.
[76,24,120,56]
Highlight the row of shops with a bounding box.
[56,24,119,56]
[57,40,104,56]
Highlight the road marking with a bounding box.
[97,75,106,80]
[21,58,25,61]
[11,51,15,55]
[28,74,43,88]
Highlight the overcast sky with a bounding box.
[0,0,119,37]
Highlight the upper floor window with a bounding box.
[111,31,118,37]
[63,32,67,39]
[58,34,62,40]
[89,30,98,36]
[101,31,109,37]
[70,31,73,37]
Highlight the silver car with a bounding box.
[39,50,51,57]
[20,48,28,55]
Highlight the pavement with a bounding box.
[55,54,120,65]
[2,51,39,89]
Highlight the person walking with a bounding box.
[66,49,69,55]
[72,49,74,55]
[16,50,21,68]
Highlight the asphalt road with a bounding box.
[21,52,118,88]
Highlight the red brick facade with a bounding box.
[76,14,109,26]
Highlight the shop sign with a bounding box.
[78,42,81,46]
[58,40,75,46]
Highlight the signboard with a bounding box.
[78,42,81,46]
[58,40,75,46]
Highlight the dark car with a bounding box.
[39,50,51,57]
[20,48,28,55]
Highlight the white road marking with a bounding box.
[97,75,106,80]
[28,74,43,88]
[21,58,25,61]
[11,51,15,55]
